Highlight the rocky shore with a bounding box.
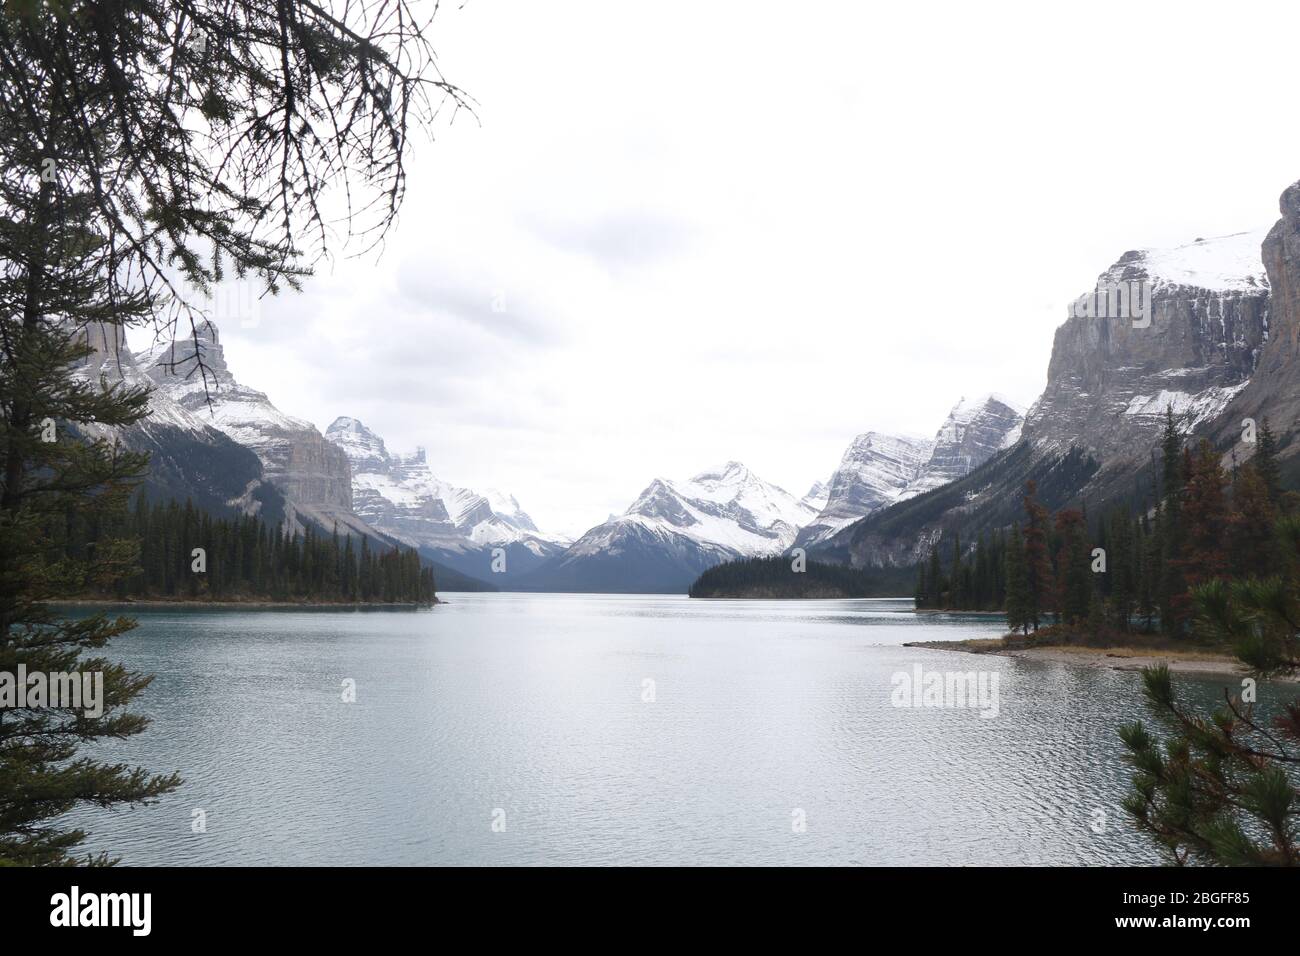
[903,636,1294,682]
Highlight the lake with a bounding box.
[65,593,1240,866]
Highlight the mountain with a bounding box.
[521,461,816,593]
[1025,229,1269,461]
[324,416,567,583]
[815,226,1273,571]
[801,480,830,512]
[795,432,933,547]
[70,322,285,521]
[140,322,374,539]
[795,395,1024,549]
[1219,184,1300,483]
[80,321,487,592]
[899,394,1025,499]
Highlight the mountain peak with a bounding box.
[328,415,565,566]
[902,394,1025,497]
[138,320,357,528]
[690,460,753,485]
[795,431,933,547]
[549,461,819,589]
[797,398,1025,548]
[326,415,370,435]
[950,393,1026,417]
[1024,227,1271,458]
[325,416,388,467]
[1100,228,1270,294]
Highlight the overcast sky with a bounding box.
[182,0,1300,538]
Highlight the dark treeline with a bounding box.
[690,555,915,598]
[48,494,436,605]
[918,410,1293,637]
[914,529,1010,611]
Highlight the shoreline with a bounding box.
[912,607,1007,617]
[690,592,904,600]
[50,598,438,610]
[903,638,1293,683]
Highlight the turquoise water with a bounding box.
[63,593,1245,865]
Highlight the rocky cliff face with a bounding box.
[796,395,1022,548]
[901,394,1025,498]
[71,322,280,519]
[1221,183,1300,471]
[796,432,932,546]
[1025,230,1269,463]
[817,228,1272,571]
[325,416,567,582]
[141,322,361,535]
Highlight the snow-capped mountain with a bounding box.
[795,433,933,547]
[898,394,1025,499]
[795,395,1024,549]
[801,480,830,512]
[140,322,372,539]
[814,224,1275,573]
[522,461,816,593]
[71,322,280,519]
[1022,228,1270,459]
[324,416,568,582]
[1122,228,1271,295]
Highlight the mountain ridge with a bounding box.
[812,217,1281,573]
[519,460,816,592]
[324,415,567,584]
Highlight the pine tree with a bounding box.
[1107,510,1136,631]
[1053,509,1092,626]
[1157,409,1188,635]
[949,532,964,609]
[1021,481,1054,631]
[0,0,459,863]
[1229,462,1278,579]
[1177,440,1230,601]
[1138,511,1159,632]
[927,546,943,608]
[0,171,181,864]
[1004,523,1031,635]
[1120,515,1300,865]
[1255,417,1283,510]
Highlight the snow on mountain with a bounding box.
[624,461,816,552]
[812,222,1275,574]
[1123,383,1250,431]
[795,395,1024,548]
[325,416,567,580]
[140,322,367,537]
[526,461,815,592]
[1023,229,1269,460]
[801,480,830,512]
[898,394,1026,500]
[324,413,388,471]
[78,322,210,436]
[795,433,933,547]
[1109,229,1271,293]
[70,322,277,518]
[139,324,319,453]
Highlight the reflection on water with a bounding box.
[64,594,1248,865]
